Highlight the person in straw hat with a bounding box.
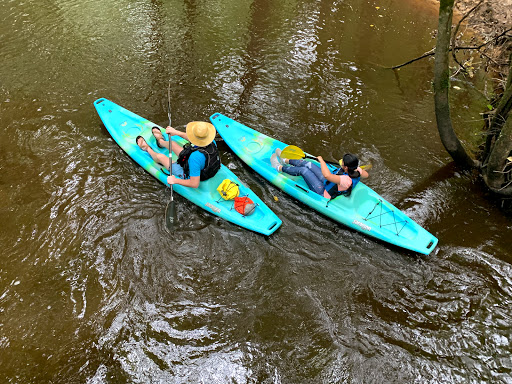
[136,121,220,188]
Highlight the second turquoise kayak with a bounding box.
[210,112,438,255]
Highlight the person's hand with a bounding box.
[167,175,178,185]
[166,126,180,136]
[317,156,324,163]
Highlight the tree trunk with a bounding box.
[489,54,512,133]
[484,118,512,195]
[483,53,512,195]
[433,0,477,169]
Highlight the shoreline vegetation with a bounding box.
[442,0,511,90]
[398,0,512,196]
[399,0,511,91]
[438,0,512,196]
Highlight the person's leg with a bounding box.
[282,164,325,195]
[288,160,326,183]
[152,127,165,148]
[288,159,311,167]
[137,136,170,168]
[170,141,184,157]
[170,162,185,178]
[152,128,183,156]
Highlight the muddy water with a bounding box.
[1,0,511,382]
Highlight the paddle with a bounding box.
[165,83,177,231]
[280,145,372,170]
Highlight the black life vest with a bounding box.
[176,142,221,181]
[324,168,360,199]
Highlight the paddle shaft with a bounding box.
[165,83,177,231]
[304,153,370,170]
[167,97,173,193]
[282,145,370,170]
[281,145,338,167]
[301,153,339,167]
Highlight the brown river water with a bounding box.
[1,0,511,382]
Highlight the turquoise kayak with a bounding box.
[210,113,438,255]
[94,98,281,236]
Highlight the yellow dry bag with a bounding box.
[217,179,240,200]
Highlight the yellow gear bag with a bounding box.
[217,179,240,200]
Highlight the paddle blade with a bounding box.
[280,145,306,160]
[165,199,177,231]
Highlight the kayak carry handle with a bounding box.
[268,222,278,231]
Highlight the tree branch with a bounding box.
[389,49,435,69]
[451,0,484,72]
[389,27,512,70]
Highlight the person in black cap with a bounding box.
[271,150,368,199]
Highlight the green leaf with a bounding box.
[487,104,493,110]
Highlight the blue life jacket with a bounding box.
[324,168,360,199]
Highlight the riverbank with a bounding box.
[448,0,511,88]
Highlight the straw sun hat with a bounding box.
[186,121,216,147]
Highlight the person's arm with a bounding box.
[166,126,189,141]
[167,175,200,188]
[317,156,341,183]
[358,166,369,179]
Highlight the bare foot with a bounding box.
[136,136,149,151]
[152,127,166,148]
